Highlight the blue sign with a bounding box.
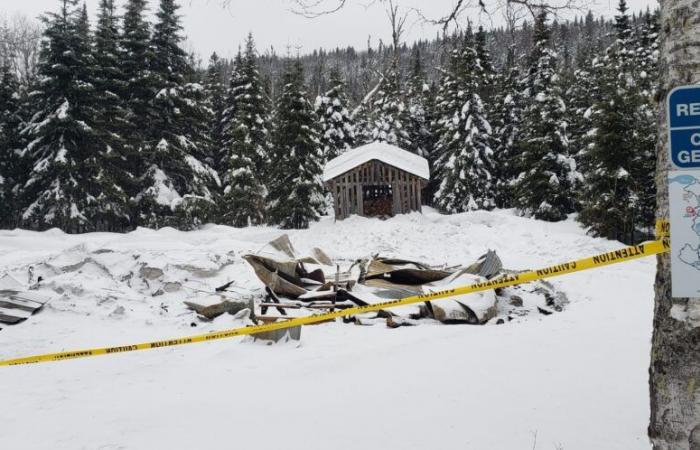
[668,85,700,168]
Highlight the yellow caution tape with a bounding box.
[656,219,670,238]
[0,239,670,367]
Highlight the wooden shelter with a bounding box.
[323,142,430,220]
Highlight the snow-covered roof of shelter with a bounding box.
[323,142,430,182]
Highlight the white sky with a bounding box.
[1,0,658,59]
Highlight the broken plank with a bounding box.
[0,306,34,319]
[259,303,302,309]
[0,299,36,312]
[0,295,44,310]
[256,315,336,325]
[0,314,25,324]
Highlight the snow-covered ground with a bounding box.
[0,209,655,450]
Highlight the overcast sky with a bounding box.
[1,0,658,60]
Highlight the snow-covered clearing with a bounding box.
[0,209,654,450]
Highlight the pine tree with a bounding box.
[433,30,496,213]
[405,47,433,159]
[219,49,266,227]
[268,60,325,229]
[314,67,356,161]
[0,62,23,227]
[136,0,218,229]
[359,62,412,149]
[512,10,580,222]
[578,0,656,242]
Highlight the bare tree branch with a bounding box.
[0,13,43,85]
[289,0,593,25]
[385,0,409,58]
[290,0,350,17]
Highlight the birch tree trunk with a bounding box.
[649,0,700,448]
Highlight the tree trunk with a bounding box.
[649,1,700,448]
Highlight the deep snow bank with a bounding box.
[0,209,655,450]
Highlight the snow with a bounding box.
[0,209,655,450]
[55,147,67,163]
[56,100,69,120]
[149,166,183,209]
[323,141,430,182]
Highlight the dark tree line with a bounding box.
[0,0,658,242]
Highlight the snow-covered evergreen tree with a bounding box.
[491,47,522,208]
[20,1,127,232]
[633,9,660,233]
[90,0,135,229]
[218,35,270,227]
[136,0,219,229]
[405,48,433,159]
[0,62,23,227]
[578,0,656,242]
[203,52,226,170]
[433,30,496,213]
[219,48,267,227]
[223,35,272,181]
[475,26,496,104]
[566,12,603,170]
[428,34,463,202]
[268,60,325,229]
[359,62,412,149]
[512,10,579,222]
[94,0,129,140]
[120,0,153,150]
[314,67,356,161]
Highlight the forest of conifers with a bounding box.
[0,0,657,243]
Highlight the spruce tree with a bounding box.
[429,33,464,203]
[314,67,356,161]
[633,9,660,232]
[90,0,135,230]
[137,0,218,229]
[433,30,496,213]
[0,62,23,227]
[268,60,325,229]
[566,42,601,175]
[578,0,656,242]
[491,47,522,208]
[405,48,433,159]
[474,26,496,104]
[512,10,580,222]
[203,52,226,170]
[359,62,412,149]
[120,0,153,148]
[20,0,122,232]
[94,0,129,139]
[219,49,266,227]
[234,34,272,182]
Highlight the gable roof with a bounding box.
[323,142,430,182]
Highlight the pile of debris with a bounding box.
[0,274,52,329]
[186,235,568,337]
[0,233,567,341]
